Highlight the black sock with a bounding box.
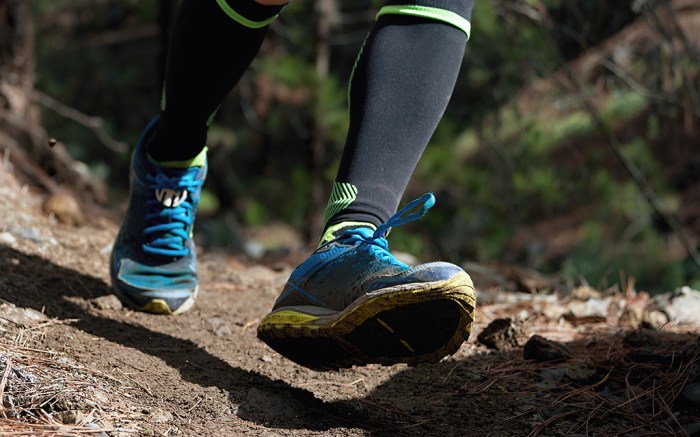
[147,0,285,163]
[323,1,473,230]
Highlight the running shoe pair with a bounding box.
[110,120,475,369]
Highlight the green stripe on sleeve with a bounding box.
[376,5,471,39]
[323,182,358,224]
[215,0,280,29]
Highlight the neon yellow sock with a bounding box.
[318,221,377,247]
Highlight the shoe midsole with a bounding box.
[259,271,475,335]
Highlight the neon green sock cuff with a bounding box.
[148,147,208,169]
[215,0,284,29]
[376,5,471,39]
[319,221,377,247]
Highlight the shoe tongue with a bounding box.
[318,221,376,247]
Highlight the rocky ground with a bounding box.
[1,165,699,436]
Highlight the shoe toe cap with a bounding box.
[405,261,466,282]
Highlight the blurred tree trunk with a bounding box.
[0,0,51,188]
[0,0,40,132]
[0,0,106,204]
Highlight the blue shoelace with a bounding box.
[338,193,436,263]
[142,170,203,257]
[374,192,436,238]
[275,193,437,306]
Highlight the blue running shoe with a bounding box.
[257,193,476,369]
[110,118,207,315]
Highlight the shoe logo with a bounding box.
[155,188,188,207]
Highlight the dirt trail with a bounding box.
[1,168,699,436]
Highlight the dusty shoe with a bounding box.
[110,118,207,315]
[257,193,476,369]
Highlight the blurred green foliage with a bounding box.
[31,0,699,292]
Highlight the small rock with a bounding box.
[477,318,528,350]
[92,295,123,311]
[261,355,273,363]
[43,194,85,226]
[0,231,16,245]
[623,330,661,348]
[0,303,48,326]
[523,335,573,362]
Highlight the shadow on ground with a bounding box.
[0,246,372,431]
[2,245,698,436]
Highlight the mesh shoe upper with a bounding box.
[110,119,207,300]
[273,193,465,311]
